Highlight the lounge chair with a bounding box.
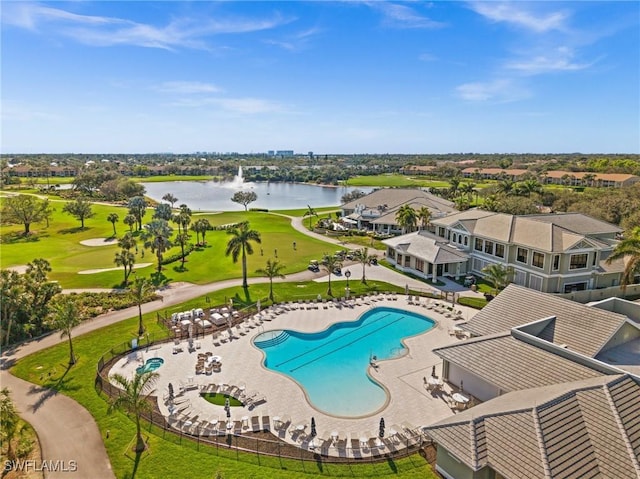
[251,416,261,432]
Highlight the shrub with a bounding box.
[161,243,196,265]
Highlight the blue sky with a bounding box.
[2,1,639,154]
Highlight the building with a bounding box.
[424,284,640,479]
[383,209,625,293]
[340,188,457,234]
[461,167,640,188]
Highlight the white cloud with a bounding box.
[154,81,222,94]
[505,47,594,75]
[368,2,445,29]
[169,96,285,114]
[469,2,568,33]
[1,3,292,50]
[264,26,322,51]
[455,79,530,103]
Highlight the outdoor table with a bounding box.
[210,419,218,426]
[226,422,233,430]
[296,424,305,431]
[184,420,193,427]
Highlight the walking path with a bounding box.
[1,213,480,478]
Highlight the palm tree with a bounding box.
[416,207,432,231]
[304,205,318,230]
[449,177,461,198]
[162,193,178,208]
[354,247,376,284]
[606,226,640,296]
[107,371,159,453]
[256,259,286,302]
[322,253,343,296]
[395,205,417,234]
[175,231,190,269]
[114,250,136,285]
[50,296,82,365]
[481,263,514,295]
[129,276,155,336]
[225,222,262,289]
[107,213,119,237]
[1,270,24,346]
[123,214,136,232]
[460,183,476,204]
[497,179,515,196]
[191,218,211,245]
[140,219,173,273]
[173,204,192,235]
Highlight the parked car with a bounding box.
[308,262,320,273]
[333,267,342,275]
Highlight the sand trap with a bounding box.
[80,237,117,247]
[79,263,153,275]
[6,265,28,274]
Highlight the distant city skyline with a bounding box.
[2,1,639,154]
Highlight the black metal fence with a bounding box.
[95,334,432,470]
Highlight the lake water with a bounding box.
[141,180,373,211]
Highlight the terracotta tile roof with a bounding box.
[463,284,628,357]
[433,333,603,392]
[425,375,640,478]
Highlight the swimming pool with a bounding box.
[136,357,164,375]
[254,307,435,417]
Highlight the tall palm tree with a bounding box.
[51,296,82,365]
[416,207,432,231]
[606,226,640,296]
[460,183,476,204]
[481,263,513,295]
[162,193,178,208]
[107,371,159,453]
[114,250,136,285]
[256,259,286,302]
[107,213,119,237]
[123,214,136,232]
[395,205,417,234]
[141,219,173,273]
[225,222,262,288]
[304,205,318,230]
[191,218,211,245]
[322,253,343,296]
[0,270,24,346]
[129,276,155,336]
[354,247,377,284]
[0,388,20,460]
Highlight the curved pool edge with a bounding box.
[250,306,437,419]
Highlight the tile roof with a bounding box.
[463,284,628,357]
[425,375,640,478]
[382,231,468,264]
[341,188,456,215]
[433,332,604,392]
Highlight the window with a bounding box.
[592,252,597,266]
[452,233,457,243]
[495,244,505,258]
[464,236,468,246]
[396,254,402,265]
[415,259,424,272]
[517,247,528,264]
[570,253,588,270]
[552,255,560,271]
[532,252,544,269]
[387,249,395,260]
[475,238,483,252]
[404,256,411,267]
[484,240,494,255]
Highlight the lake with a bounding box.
[141,180,373,211]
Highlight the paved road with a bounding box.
[1,213,479,478]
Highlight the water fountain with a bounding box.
[226,166,248,189]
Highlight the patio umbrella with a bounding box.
[226,407,231,419]
[431,365,436,378]
[225,397,230,410]
[256,299,261,315]
[168,383,175,403]
[379,418,385,438]
[405,284,409,295]
[188,323,193,340]
[310,417,317,438]
[460,380,464,393]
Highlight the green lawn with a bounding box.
[201,393,244,407]
[0,200,338,289]
[344,175,451,188]
[11,281,435,479]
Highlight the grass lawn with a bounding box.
[344,175,451,188]
[11,281,435,479]
[0,199,338,289]
[201,393,244,407]
[272,206,339,217]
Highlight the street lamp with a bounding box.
[345,270,351,289]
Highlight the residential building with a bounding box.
[424,284,640,479]
[383,209,625,294]
[461,167,640,188]
[340,188,457,234]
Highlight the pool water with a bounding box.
[136,357,164,375]
[254,307,435,417]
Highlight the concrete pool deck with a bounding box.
[111,296,478,457]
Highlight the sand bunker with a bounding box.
[79,263,153,275]
[6,265,28,274]
[80,237,118,246]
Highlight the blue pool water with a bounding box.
[254,307,435,417]
[136,357,164,375]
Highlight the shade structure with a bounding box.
[379,417,385,438]
[256,299,261,315]
[188,323,193,340]
[431,365,436,377]
[168,383,175,402]
[310,417,317,438]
